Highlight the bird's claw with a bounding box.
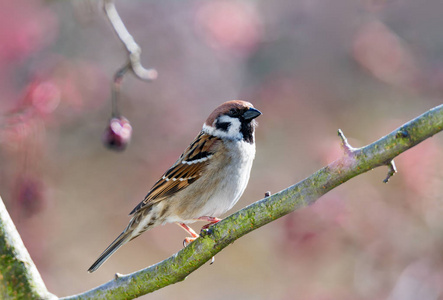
[182,236,198,247]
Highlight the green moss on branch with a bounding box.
[0,197,56,299]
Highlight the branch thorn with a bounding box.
[383,160,397,183]
[337,129,355,156]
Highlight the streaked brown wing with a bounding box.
[129,132,221,215]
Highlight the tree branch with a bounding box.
[60,105,443,299]
[0,196,56,299]
[101,0,157,151]
[103,0,157,83]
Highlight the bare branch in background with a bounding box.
[103,0,158,83]
[101,0,158,151]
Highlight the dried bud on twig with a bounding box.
[102,117,132,151]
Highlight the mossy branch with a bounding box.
[57,104,443,299]
[0,197,56,299]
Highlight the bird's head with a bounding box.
[203,100,262,143]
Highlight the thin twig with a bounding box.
[103,0,157,118]
[110,63,130,117]
[103,0,158,82]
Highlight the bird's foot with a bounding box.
[177,218,221,247]
[198,216,221,230]
[183,236,198,247]
[177,223,199,247]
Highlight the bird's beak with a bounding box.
[242,107,262,120]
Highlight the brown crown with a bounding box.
[205,100,254,126]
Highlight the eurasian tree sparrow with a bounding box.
[88,100,261,272]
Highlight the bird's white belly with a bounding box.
[164,139,256,224]
[195,139,255,218]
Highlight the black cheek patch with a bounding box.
[215,120,231,132]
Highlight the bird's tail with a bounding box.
[88,231,131,273]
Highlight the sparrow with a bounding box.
[88,100,261,272]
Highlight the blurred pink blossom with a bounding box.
[0,0,57,63]
[353,21,418,87]
[387,259,443,300]
[12,173,48,218]
[195,1,262,56]
[23,80,61,116]
[0,109,36,151]
[396,139,440,195]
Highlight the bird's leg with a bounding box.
[197,216,220,265]
[198,216,221,230]
[177,218,220,247]
[177,223,199,246]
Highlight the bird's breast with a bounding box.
[165,139,256,223]
[195,139,255,218]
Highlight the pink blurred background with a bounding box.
[1,0,443,299]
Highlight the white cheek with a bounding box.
[221,115,241,136]
[202,115,243,140]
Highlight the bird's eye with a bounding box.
[229,108,241,117]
